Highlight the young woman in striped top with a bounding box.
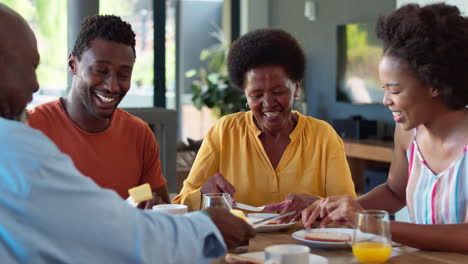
[302,3,468,252]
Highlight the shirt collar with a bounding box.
[245,110,305,140]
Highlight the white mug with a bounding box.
[152,204,188,215]
[264,244,309,264]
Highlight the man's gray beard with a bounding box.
[12,109,28,123]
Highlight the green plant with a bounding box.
[186,27,247,118]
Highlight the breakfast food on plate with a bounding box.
[128,183,153,203]
[310,220,352,229]
[225,253,263,264]
[304,231,351,242]
[230,209,247,221]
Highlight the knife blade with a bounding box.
[251,211,297,229]
[233,202,265,212]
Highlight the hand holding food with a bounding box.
[230,209,247,221]
[138,192,166,210]
[205,207,256,249]
[127,183,153,207]
[127,183,166,209]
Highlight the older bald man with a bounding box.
[0,4,254,263]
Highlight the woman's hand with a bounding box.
[263,194,320,223]
[200,172,236,198]
[302,195,363,228]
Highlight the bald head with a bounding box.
[0,3,40,121]
[0,4,29,51]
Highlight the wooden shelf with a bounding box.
[344,139,393,163]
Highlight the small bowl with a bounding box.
[152,204,188,215]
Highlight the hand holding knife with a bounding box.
[251,211,297,229]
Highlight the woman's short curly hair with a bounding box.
[72,15,136,61]
[376,3,468,109]
[227,28,305,90]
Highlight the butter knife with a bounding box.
[233,202,265,212]
[251,211,297,228]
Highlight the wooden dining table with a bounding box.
[211,224,468,264]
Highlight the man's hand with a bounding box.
[201,173,236,198]
[302,195,363,228]
[137,192,166,210]
[263,194,320,223]
[205,207,256,249]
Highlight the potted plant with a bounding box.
[185,27,247,118]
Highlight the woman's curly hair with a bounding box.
[72,15,136,60]
[376,3,468,109]
[227,28,305,90]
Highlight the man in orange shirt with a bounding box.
[28,15,169,205]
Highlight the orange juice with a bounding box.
[352,242,392,263]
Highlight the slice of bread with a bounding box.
[128,183,153,203]
[225,253,263,264]
[304,231,351,242]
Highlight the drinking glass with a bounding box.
[352,210,392,263]
[201,193,232,210]
[202,193,249,253]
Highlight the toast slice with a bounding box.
[304,231,351,242]
[225,253,263,264]
[128,183,153,203]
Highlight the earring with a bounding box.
[294,96,299,101]
[245,103,250,109]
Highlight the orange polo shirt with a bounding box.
[27,100,167,198]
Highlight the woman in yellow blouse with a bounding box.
[173,28,356,222]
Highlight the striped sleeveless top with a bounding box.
[406,129,468,224]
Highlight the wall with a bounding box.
[176,0,223,140]
[177,0,223,95]
[240,0,270,34]
[266,0,396,137]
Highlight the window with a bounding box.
[165,0,176,110]
[99,0,176,109]
[100,0,154,108]
[178,0,224,140]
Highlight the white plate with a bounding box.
[292,228,353,249]
[247,213,297,232]
[240,251,328,264]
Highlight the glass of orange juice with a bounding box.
[352,210,392,263]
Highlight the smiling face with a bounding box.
[379,55,437,130]
[244,65,298,133]
[69,38,134,120]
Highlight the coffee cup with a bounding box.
[152,204,188,215]
[264,244,309,264]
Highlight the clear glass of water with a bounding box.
[202,193,249,253]
[201,193,232,210]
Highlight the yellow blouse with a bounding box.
[173,111,356,210]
